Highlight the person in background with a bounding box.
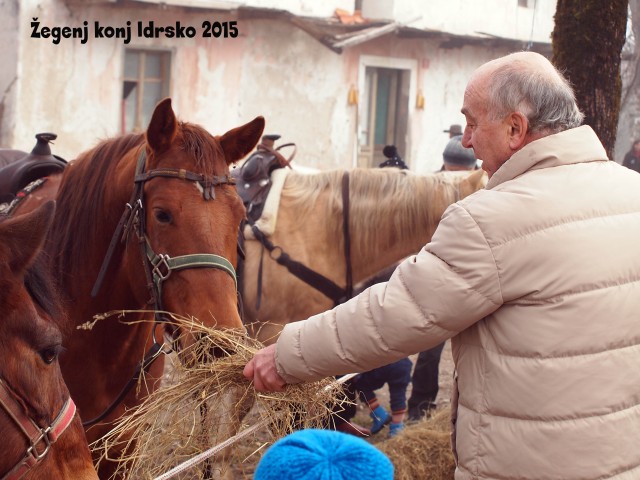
[623,139,640,172]
[378,144,409,169]
[326,143,409,438]
[253,428,394,480]
[350,144,412,437]
[439,135,479,171]
[443,124,463,138]
[353,358,412,437]
[245,51,640,479]
[408,135,478,422]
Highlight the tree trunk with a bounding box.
[615,0,640,163]
[552,0,629,159]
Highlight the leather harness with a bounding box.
[241,142,409,310]
[249,172,353,308]
[0,133,67,205]
[234,136,354,310]
[233,134,296,224]
[84,148,238,427]
[0,134,241,430]
[0,378,76,480]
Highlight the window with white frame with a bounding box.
[122,49,171,133]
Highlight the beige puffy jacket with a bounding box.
[275,126,640,479]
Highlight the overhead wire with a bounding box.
[526,0,539,51]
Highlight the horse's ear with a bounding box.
[465,169,487,190]
[0,201,55,275]
[218,116,265,165]
[146,98,178,153]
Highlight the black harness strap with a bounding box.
[90,191,141,299]
[251,225,347,305]
[255,238,266,311]
[250,171,353,307]
[82,341,164,428]
[341,172,353,300]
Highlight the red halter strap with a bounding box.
[0,378,77,480]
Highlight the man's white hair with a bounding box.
[486,52,585,134]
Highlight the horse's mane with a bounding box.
[0,210,67,334]
[25,255,70,335]
[50,123,225,286]
[282,168,464,256]
[50,133,143,285]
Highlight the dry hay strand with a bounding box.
[88,311,349,479]
[377,408,455,480]
[423,406,452,433]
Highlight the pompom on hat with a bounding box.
[378,144,408,169]
[254,429,394,480]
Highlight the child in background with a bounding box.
[353,357,413,437]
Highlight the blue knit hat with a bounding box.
[254,429,394,480]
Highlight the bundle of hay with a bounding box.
[90,312,349,479]
[377,408,455,480]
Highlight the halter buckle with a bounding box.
[152,254,172,281]
[26,426,52,462]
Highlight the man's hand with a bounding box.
[243,344,287,392]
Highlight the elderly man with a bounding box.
[244,51,640,479]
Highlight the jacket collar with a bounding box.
[486,125,609,190]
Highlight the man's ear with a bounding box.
[507,111,529,150]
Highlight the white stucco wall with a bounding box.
[11,1,357,166]
[13,1,127,158]
[0,0,21,146]
[5,0,556,173]
[242,0,354,17]
[345,33,515,174]
[409,44,510,174]
[13,0,259,159]
[362,0,557,44]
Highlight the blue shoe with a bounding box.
[388,421,405,438]
[370,406,391,434]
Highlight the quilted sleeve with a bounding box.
[275,203,503,383]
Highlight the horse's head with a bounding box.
[0,203,97,479]
[138,98,264,335]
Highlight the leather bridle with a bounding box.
[249,171,353,309]
[84,147,239,427]
[0,378,76,480]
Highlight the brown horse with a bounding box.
[0,202,98,479]
[12,99,264,478]
[242,167,487,344]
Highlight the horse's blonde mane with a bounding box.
[281,168,471,257]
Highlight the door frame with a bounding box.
[354,55,418,168]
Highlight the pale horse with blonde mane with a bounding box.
[241,166,487,345]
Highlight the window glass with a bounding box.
[124,53,138,78]
[122,50,171,133]
[142,81,162,127]
[145,53,162,78]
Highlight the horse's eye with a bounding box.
[154,209,173,224]
[40,345,61,365]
